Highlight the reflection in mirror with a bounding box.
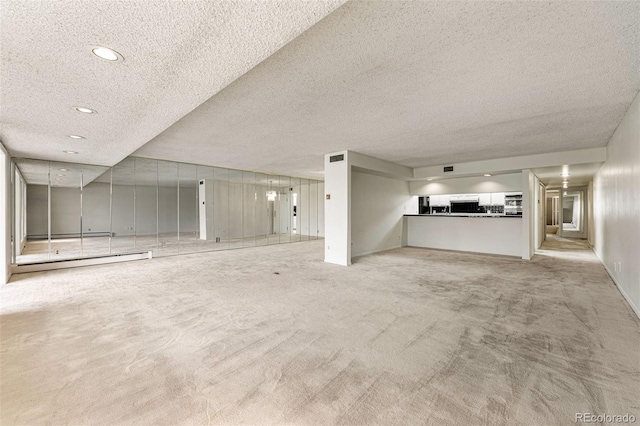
[81,165,111,257]
[290,177,301,242]
[309,181,318,240]
[178,163,199,254]
[243,171,256,247]
[228,170,243,249]
[300,178,310,241]
[266,176,279,245]
[16,159,51,263]
[134,158,158,253]
[111,158,135,254]
[255,174,269,247]
[49,161,82,260]
[12,156,324,267]
[278,176,291,244]
[213,167,229,251]
[157,160,178,256]
[12,163,28,263]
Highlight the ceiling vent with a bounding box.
[444,166,454,172]
[330,154,345,163]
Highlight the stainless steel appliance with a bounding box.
[504,193,523,216]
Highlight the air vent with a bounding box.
[444,166,454,172]
[330,154,344,163]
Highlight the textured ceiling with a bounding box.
[0,0,346,166]
[135,0,640,178]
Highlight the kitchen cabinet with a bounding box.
[431,194,450,206]
[478,193,492,206]
[491,192,505,206]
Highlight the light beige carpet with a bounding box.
[1,236,638,425]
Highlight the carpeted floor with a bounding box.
[1,236,638,425]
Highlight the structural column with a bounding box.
[324,150,351,266]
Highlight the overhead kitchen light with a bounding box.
[63,150,79,154]
[73,106,97,114]
[484,174,492,177]
[92,46,123,62]
[59,168,69,171]
[69,135,85,139]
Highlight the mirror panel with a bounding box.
[278,176,291,244]
[290,177,301,242]
[134,158,158,254]
[228,170,244,249]
[49,161,82,260]
[157,160,178,256]
[243,171,256,247]
[213,167,230,251]
[81,165,111,257]
[111,158,136,254]
[178,163,199,254]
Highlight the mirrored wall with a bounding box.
[11,157,324,264]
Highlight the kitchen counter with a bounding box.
[403,215,522,257]
[404,214,521,218]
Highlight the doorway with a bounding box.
[560,187,588,239]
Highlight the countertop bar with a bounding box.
[403,215,522,256]
[404,214,521,218]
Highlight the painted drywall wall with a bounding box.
[1,143,10,283]
[351,171,415,257]
[521,170,535,260]
[410,173,522,195]
[324,151,351,265]
[593,91,640,318]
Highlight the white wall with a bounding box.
[410,173,522,195]
[351,171,415,257]
[324,151,351,265]
[522,170,535,260]
[1,142,10,283]
[593,91,640,318]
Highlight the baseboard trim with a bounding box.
[10,251,152,275]
[593,248,640,320]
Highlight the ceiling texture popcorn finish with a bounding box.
[2,1,640,179]
[0,0,346,165]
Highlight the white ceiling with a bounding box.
[532,163,605,188]
[135,0,640,178]
[0,0,346,166]
[3,1,639,181]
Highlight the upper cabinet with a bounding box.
[478,193,492,206]
[491,192,505,206]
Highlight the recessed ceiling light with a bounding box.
[57,174,65,177]
[63,150,79,154]
[561,173,570,178]
[484,174,492,177]
[92,46,123,61]
[427,178,434,181]
[73,106,97,114]
[69,135,85,139]
[59,168,68,171]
